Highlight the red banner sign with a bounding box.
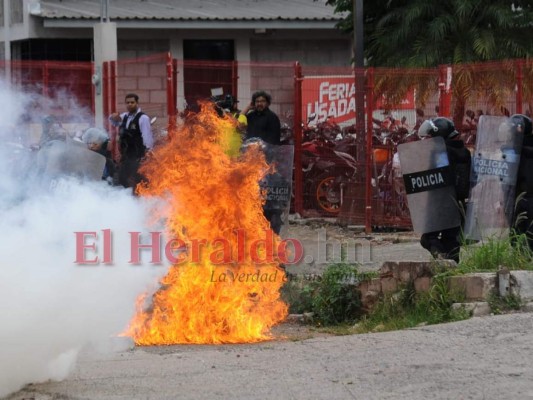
[302,76,357,125]
[302,75,415,125]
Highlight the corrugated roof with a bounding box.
[36,0,344,21]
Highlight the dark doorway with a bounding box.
[13,39,92,61]
[10,39,93,124]
[183,40,235,110]
[184,40,234,61]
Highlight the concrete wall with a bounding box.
[115,52,168,119]
[6,12,352,119]
[251,38,352,66]
[117,38,170,60]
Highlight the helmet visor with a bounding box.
[418,120,438,137]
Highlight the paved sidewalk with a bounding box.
[8,313,533,400]
[285,223,431,275]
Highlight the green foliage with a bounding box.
[458,233,533,273]
[324,0,533,66]
[280,278,319,314]
[311,263,363,325]
[281,263,363,325]
[487,292,522,314]
[357,270,379,281]
[356,275,470,333]
[283,228,533,331]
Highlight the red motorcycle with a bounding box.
[374,129,420,221]
[300,127,358,216]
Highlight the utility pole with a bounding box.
[353,0,364,69]
[100,0,110,22]
[354,0,372,233]
[340,0,368,227]
[93,0,116,128]
[353,0,365,134]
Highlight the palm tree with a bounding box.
[326,0,533,124]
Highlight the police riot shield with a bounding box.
[397,136,461,233]
[37,138,106,184]
[260,144,294,238]
[464,116,522,240]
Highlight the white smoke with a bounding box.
[0,82,168,397]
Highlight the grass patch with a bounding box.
[281,263,364,324]
[311,263,362,325]
[487,292,522,314]
[355,276,470,333]
[282,232,533,335]
[280,277,317,314]
[458,233,533,273]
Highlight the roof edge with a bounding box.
[43,19,342,30]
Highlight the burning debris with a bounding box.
[125,102,288,345]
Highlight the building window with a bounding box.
[10,0,23,25]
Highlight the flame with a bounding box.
[125,103,288,345]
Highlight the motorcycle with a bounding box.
[300,130,358,216]
[374,128,420,221]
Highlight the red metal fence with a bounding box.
[5,55,533,232]
[0,59,94,145]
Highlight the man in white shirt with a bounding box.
[109,93,153,188]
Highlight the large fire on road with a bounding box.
[125,104,289,344]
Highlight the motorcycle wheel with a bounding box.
[311,172,342,215]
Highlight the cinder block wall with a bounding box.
[116,40,170,119]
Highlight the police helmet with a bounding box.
[215,94,236,111]
[418,117,458,140]
[82,128,109,147]
[510,114,532,137]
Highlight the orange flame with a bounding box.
[125,103,288,345]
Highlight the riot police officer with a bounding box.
[418,117,472,262]
[511,114,533,249]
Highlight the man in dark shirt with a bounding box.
[244,91,281,145]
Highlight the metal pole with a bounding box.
[166,52,176,131]
[353,0,364,69]
[516,60,523,114]
[4,0,11,84]
[353,0,368,229]
[3,0,10,60]
[293,62,304,215]
[353,0,365,133]
[100,0,109,22]
[352,0,365,134]
[365,68,374,233]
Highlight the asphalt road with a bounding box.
[6,223,520,400]
[7,313,533,400]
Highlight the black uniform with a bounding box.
[513,135,533,248]
[95,139,115,181]
[419,120,472,263]
[118,112,146,188]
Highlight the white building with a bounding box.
[0,0,352,124]
[1,0,351,64]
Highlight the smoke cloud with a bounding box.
[0,82,167,397]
